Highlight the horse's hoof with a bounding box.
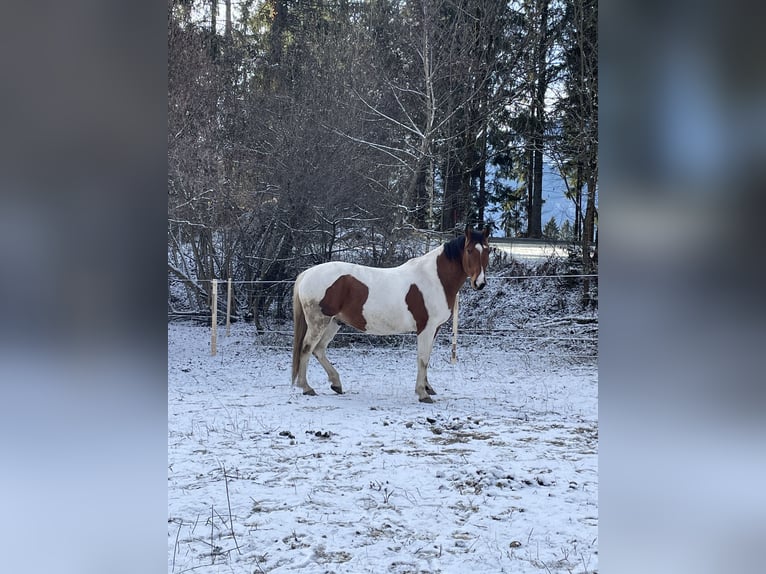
[425,385,436,395]
[418,396,434,404]
[330,385,343,394]
[303,389,317,396]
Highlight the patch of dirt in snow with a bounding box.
[169,318,598,573]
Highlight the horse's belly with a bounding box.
[362,281,451,335]
[361,305,417,335]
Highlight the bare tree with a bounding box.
[549,0,597,303]
[167,0,598,318]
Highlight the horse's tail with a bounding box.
[291,272,307,386]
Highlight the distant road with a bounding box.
[490,237,572,261]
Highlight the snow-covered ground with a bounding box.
[169,296,598,574]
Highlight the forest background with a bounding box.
[168,0,598,320]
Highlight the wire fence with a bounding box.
[167,274,599,285]
[168,272,598,361]
[194,327,598,363]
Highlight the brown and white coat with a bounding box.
[292,226,490,402]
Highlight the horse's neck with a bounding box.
[434,250,465,309]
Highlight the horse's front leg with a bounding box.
[415,329,437,403]
[424,325,441,395]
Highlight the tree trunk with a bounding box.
[209,0,218,60]
[529,140,543,238]
[225,0,231,38]
[527,0,549,239]
[580,167,597,306]
[477,129,488,225]
[574,161,583,241]
[525,142,534,236]
[441,155,461,231]
[441,148,472,231]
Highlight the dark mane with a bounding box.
[442,236,465,261]
[442,231,486,261]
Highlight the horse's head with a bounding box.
[463,225,490,290]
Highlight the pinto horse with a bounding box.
[291,225,490,403]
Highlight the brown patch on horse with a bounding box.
[405,284,428,334]
[319,274,369,331]
[436,251,468,310]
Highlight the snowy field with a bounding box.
[168,310,598,573]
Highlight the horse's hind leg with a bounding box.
[313,319,343,394]
[295,311,332,396]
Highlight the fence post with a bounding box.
[211,279,218,356]
[226,277,232,336]
[450,293,459,364]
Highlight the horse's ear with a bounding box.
[464,224,473,239]
[482,226,490,240]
